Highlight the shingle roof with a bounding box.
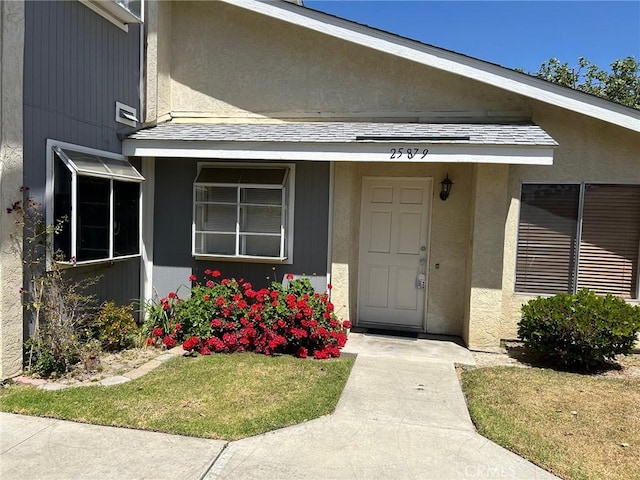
[126,122,558,146]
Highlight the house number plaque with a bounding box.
[389,147,429,159]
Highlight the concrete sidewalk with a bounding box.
[0,413,226,480]
[207,334,556,480]
[1,333,558,480]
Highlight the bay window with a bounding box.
[52,145,144,264]
[193,164,294,262]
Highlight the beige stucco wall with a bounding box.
[0,0,25,379]
[331,162,473,337]
[501,106,640,341]
[168,1,530,120]
[465,164,510,348]
[144,0,173,124]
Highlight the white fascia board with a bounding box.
[219,0,640,133]
[122,139,554,165]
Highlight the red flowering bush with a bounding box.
[145,271,350,359]
[144,290,183,350]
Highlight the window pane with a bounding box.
[195,186,236,203]
[113,181,140,257]
[241,235,281,257]
[241,188,282,205]
[67,152,110,176]
[54,155,72,260]
[515,184,580,294]
[102,157,144,180]
[195,168,243,184]
[57,148,143,181]
[196,204,237,232]
[195,167,286,185]
[77,177,110,261]
[241,168,286,185]
[240,205,282,234]
[578,184,640,298]
[195,233,236,256]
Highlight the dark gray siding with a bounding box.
[64,258,142,306]
[153,158,330,295]
[152,158,194,296]
[23,1,142,310]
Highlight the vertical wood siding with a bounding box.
[23,0,142,308]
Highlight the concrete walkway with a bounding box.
[1,333,558,480]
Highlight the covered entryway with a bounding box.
[123,121,557,344]
[357,176,432,331]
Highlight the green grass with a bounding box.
[461,367,640,480]
[0,353,354,440]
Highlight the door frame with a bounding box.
[356,176,433,333]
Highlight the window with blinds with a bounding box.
[516,184,580,294]
[577,184,640,298]
[193,165,294,261]
[515,183,640,299]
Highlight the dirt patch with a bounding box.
[44,347,164,387]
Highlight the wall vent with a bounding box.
[116,102,138,128]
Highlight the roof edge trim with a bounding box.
[122,139,555,166]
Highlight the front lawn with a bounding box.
[0,353,354,440]
[461,366,640,480]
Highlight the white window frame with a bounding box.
[45,139,144,267]
[515,181,640,300]
[192,162,295,264]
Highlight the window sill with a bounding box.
[194,254,292,265]
[56,254,141,269]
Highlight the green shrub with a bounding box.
[518,289,640,370]
[23,339,68,378]
[94,302,139,351]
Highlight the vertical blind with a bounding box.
[516,183,640,299]
[577,184,640,298]
[515,184,580,294]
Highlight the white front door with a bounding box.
[357,177,432,331]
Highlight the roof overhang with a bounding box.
[218,0,640,133]
[123,140,554,165]
[123,122,556,165]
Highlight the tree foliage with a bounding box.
[523,56,639,109]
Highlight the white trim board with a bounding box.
[219,0,640,133]
[123,140,555,165]
[140,157,155,313]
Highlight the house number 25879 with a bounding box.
[389,148,429,159]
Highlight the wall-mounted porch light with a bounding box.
[439,174,453,201]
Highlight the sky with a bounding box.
[304,1,640,74]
